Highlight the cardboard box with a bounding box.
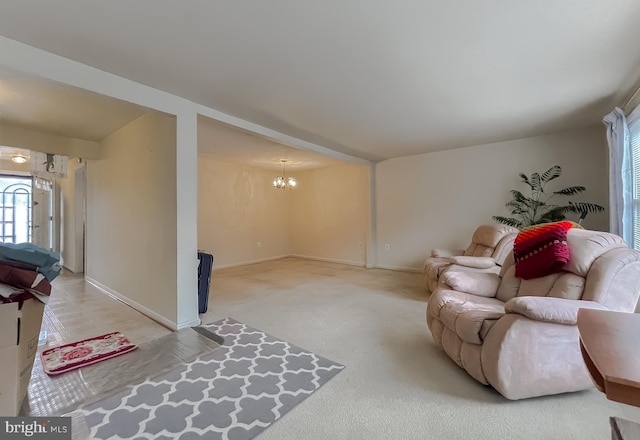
[0,297,45,416]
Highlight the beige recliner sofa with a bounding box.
[426,228,640,400]
[424,224,518,293]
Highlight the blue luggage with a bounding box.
[197,251,213,313]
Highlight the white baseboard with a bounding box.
[85,276,178,330]
[176,318,201,330]
[62,265,83,274]
[290,254,365,267]
[212,254,290,270]
[374,264,422,273]
[211,253,419,274]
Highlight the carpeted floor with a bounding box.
[197,257,640,440]
[70,318,344,440]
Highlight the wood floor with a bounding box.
[40,270,171,349]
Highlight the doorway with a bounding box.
[0,174,53,248]
[32,176,53,250]
[0,175,32,244]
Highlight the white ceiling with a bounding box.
[0,1,639,161]
[0,67,148,141]
[198,117,345,171]
[0,68,337,170]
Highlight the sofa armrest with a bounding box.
[431,249,465,258]
[440,271,501,297]
[450,256,496,269]
[504,297,608,325]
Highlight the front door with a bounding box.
[32,179,52,250]
[0,175,32,244]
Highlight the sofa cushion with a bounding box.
[469,224,517,249]
[441,271,500,297]
[564,229,626,277]
[429,290,505,344]
[450,256,496,269]
[465,244,493,257]
[424,257,451,280]
[496,265,521,303]
[424,257,453,291]
[430,289,503,317]
[518,273,563,297]
[431,249,464,258]
[504,297,608,325]
[548,273,585,299]
[496,263,586,303]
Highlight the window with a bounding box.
[630,116,640,249]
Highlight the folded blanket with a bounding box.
[513,221,577,280]
[0,261,52,295]
[0,242,61,281]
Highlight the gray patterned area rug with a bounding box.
[71,318,345,440]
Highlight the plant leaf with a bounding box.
[492,216,522,228]
[510,190,535,206]
[496,166,601,229]
[505,201,522,209]
[553,186,586,196]
[531,173,541,193]
[541,165,562,183]
[538,206,567,223]
[567,201,606,214]
[519,173,532,189]
[505,201,527,215]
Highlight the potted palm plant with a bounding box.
[492,165,605,229]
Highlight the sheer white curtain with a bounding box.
[603,107,633,245]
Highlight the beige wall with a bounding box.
[56,158,83,272]
[290,164,370,266]
[86,113,178,323]
[198,158,291,268]
[376,126,609,271]
[198,161,371,268]
[0,160,30,174]
[0,122,100,159]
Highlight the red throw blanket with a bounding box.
[513,221,576,280]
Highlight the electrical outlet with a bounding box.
[257,241,262,248]
[384,243,390,251]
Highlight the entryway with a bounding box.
[0,174,53,249]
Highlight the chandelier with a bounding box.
[273,160,297,189]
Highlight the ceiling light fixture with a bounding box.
[273,160,297,189]
[11,154,28,164]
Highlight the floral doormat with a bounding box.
[41,332,137,375]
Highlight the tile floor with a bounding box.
[40,270,171,350]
